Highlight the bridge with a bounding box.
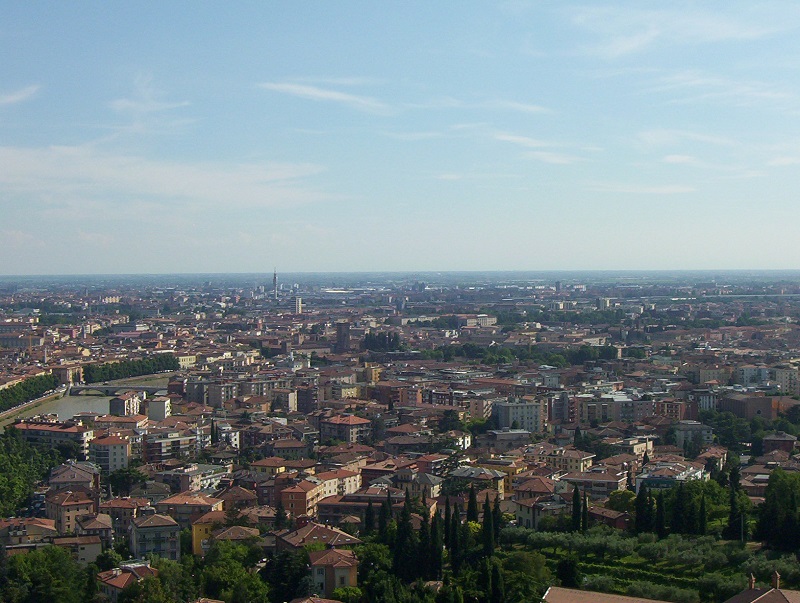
[68,384,167,396]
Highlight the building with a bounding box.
[89,435,131,474]
[109,392,141,416]
[762,431,798,454]
[493,397,547,434]
[309,548,358,598]
[320,414,372,444]
[147,396,172,421]
[14,419,94,460]
[673,420,714,449]
[281,478,326,518]
[155,492,224,529]
[100,497,151,539]
[45,489,96,534]
[97,562,159,603]
[130,513,181,561]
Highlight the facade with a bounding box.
[155,492,224,529]
[130,513,181,561]
[45,489,96,534]
[89,435,131,474]
[493,396,547,434]
[673,420,714,449]
[320,415,372,444]
[14,420,94,460]
[308,548,358,598]
[109,392,141,416]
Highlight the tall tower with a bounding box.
[273,268,278,301]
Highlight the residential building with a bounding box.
[309,548,359,598]
[320,414,372,444]
[45,489,96,534]
[97,563,159,603]
[130,513,181,561]
[155,492,224,529]
[89,435,131,474]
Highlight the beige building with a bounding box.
[90,435,131,474]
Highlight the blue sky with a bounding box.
[2,2,800,274]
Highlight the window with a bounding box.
[339,576,345,586]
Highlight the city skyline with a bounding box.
[3,2,800,274]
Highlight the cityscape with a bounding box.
[2,270,800,602]
[4,2,800,603]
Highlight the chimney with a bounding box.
[772,571,781,589]
[748,574,756,589]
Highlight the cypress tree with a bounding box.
[451,507,462,575]
[419,511,431,578]
[490,558,505,603]
[655,491,666,538]
[699,494,707,536]
[492,495,503,536]
[572,486,582,532]
[581,491,589,533]
[444,498,452,549]
[379,497,390,542]
[635,485,650,533]
[275,497,288,530]
[671,483,686,534]
[430,511,443,580]
[482,494,494,556]
[364,499,375,536]
[393,490,416,581]
[724,483,740,541]
[467,484,479,523]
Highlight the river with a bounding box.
[16,394,115,421]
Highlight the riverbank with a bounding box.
[0,371,177,429]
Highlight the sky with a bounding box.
[2,2,800,275]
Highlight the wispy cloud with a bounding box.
[110,74,188,115]
[637,129,736,148]
[524,150,581,165]
[260,82,391,114]
[381,130,442,141]
[588,183,696,194]
[0,145,332,216]
[0,85,40,106]
[494,131,583,164]
[644,70,792,107]
[768,156,800,166]
[483,99,550,114]
[569,5,793,59]
[494,132,549,148]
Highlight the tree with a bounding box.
[635,485,651,533]
[467,484,479,523]
[572,487,582,532]
[332,586,362,603]
[482,494,495,557]
[492,495,503,536]
[450,506,462,575]
[275,497,288,530]
[490,558,505,603]
[670,483,687,535]
[364,499,375,536]
[607,490,636,514]
[698,494,708,536]
[555,556,581,588]
[444,498,452,549]
[108,467,147,497]
[581,492,589,533]
[655,491,666,538]
[392,491,417,582]
[430,512,443,580]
